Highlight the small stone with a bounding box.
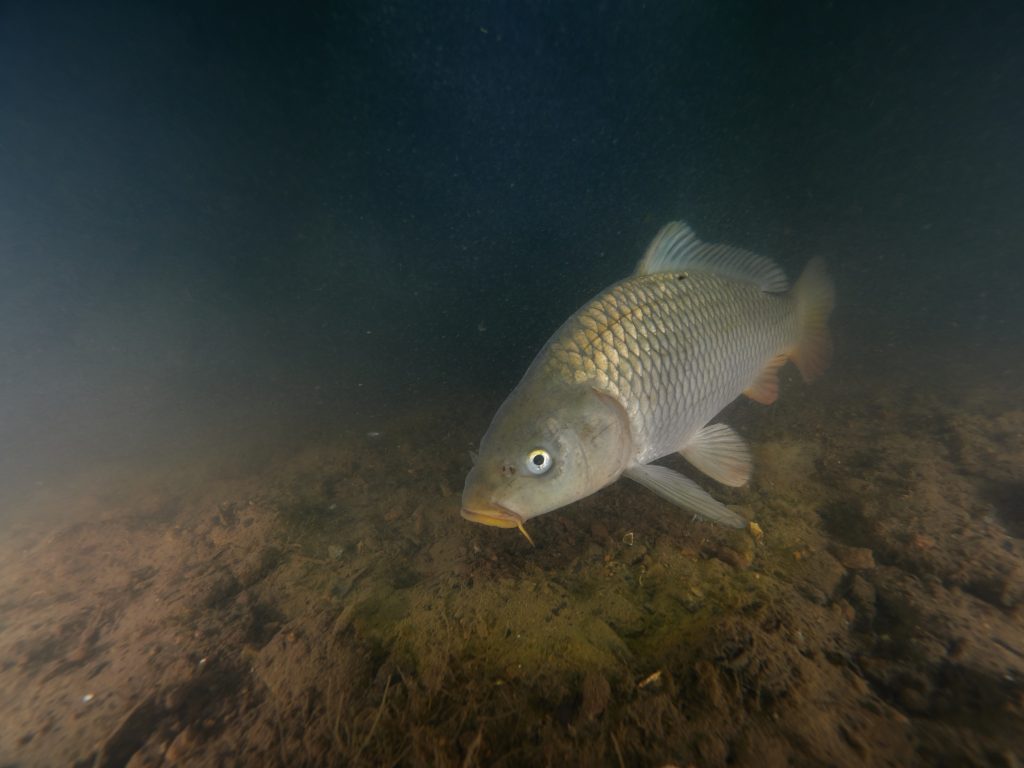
[791,546,810,561]
[748,521,764,542]
[911,533,936,550]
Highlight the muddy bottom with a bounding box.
[1,348,1022,767]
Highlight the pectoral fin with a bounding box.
[624,464,747,528]
[680,423,753,487]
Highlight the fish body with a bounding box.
[461,222,835,541]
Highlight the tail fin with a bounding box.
[791,258,835,381]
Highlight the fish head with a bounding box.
[461,384,632,536]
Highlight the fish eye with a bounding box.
[526,449,553,475]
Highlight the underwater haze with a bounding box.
[1,2,1023,766]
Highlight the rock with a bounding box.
[831,545,876,570]
[694,660,727,712]
[898,685,930,713]
[848,574,876,609]
[163,726,199,764]
[802,551,847,600]
[711,545,753,570]
[798,584,829,605]
[644,562,667,582]
[199,570,241,608]
[578,672,611,721]
[845,574,877,625]
[696,732,729,763]
[624,544,648,565]
[835,598,856,622]
[234,546,281,587]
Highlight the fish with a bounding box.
[460,221,835,544]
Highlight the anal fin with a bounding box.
[744,354,787,405]
[680,423,752,487]
[624,464,747,529]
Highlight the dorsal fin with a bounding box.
[635,221,790,293]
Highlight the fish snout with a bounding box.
[460,473,519,528]
[459,501,536,546]
[459,504,521,529]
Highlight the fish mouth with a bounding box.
[460,504,535,546]
[460,505,520,528]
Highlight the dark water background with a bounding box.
[1,1,1021,512]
